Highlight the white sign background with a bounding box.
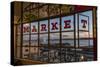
[79,14,89,31]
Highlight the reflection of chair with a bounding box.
[58,48,67,62]
[39,48,49,62]
[49,49,60,63]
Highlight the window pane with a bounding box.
[40,34,48,47]
[62,15,74,31]
[62,32,74,47]
[23,24,30,34]
[22,47,29,58]
[31,35,38,46]
[76,10,94,61]
[78,11,93,47]
[75,48,94,61]
[23,35,29,46]
[50,33,60,47]
[79,11,93,38]
[49,47,60,63]
[79,32,89,38]
[39,47,49,62]
[31,22,38,34]
[40,20,48,33]
[79,39,93,47]
[50,18,60,32]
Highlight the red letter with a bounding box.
[81,19,87,28]
[64,20,71,28]
[32,25,37,32]
[23,26,29,33]
[51,22,58,30]
[41,24,47,31]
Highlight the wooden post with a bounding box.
[93,7,97,61]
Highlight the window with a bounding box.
[15,2,96,63]
[49,33,60,62]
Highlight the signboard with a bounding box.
[23,15,89,34]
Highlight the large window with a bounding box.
[15,2,96,63]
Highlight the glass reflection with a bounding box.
[31,35,38,46]
[62,32,74,47]
[30,47,39,60]
[50,33,60,47]
[40,34,48,47]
